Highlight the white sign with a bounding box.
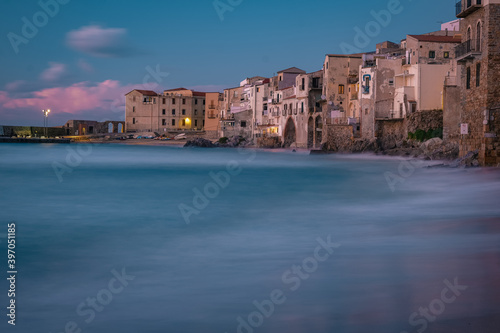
[460,123,469,135]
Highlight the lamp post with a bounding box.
[42,109,51,137]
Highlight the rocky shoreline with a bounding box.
[184,135,486,168]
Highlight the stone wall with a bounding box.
[375,119,407,150]
[443,85,462,143]
[324,125,353,152]
[407,109,443,134]
[0,126,66,137]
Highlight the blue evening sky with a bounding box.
[0,0,458,125]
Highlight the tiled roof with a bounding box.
[407,34,461,43]
[127,89,157,96]
[277,67,306,74]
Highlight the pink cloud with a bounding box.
[1,80,137,117]
[40,62,68,82]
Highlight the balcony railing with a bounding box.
[207,112,217,119]
[456,0,482,18]
[455,39,481,61]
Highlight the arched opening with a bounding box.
[307,117,314,148]
[283,117,296,148]
[467,27,471,41]
[315,116,322,147]
[108,123,114,133]
[476,21,481,51]
[118,123,124,133]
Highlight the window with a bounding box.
[172,98,176,104]
[203,100,205,105]
[195,120,198,127]
[162,109,166,115]
[444,51,450,59]
[195,99,198,105]
[301,102,304,113]
[476,63,481,87]
[477,22,481,51]
[133,96,136,102]
[162,119,166,126]
[466,67,471,89]
[203,120,205,127]
[241,121,246,127]
[133,106,135,113]
[182,119,186,126]
[194,110,198,115]
[132,118,136,124]
[429,51,436,58]
[389,79,394,86]
[153,98,156,104]
[182,109,186,115]
[182,99,186,105]
[172,109,176,115]
[301,78,305,90]
[257,87,260,92]
[339,84,345,94]
[162,98,166,104]
[326,62,329,69]
[172,119,175,126]
[203,110,205,115]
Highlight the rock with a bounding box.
[184,138,216,148]
[450,150,479,168]
[215,135,248,148]
[420,137,443,152]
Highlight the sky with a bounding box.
[0,0,458,126]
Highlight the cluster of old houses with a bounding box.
[125,0,500,166]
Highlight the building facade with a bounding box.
[125,88,206,133]
[455,0,500,165]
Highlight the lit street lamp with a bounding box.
[42,109,51,137]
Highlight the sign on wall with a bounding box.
[460,123,469,135]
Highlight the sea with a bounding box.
[1,143,499,333]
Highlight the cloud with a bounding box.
[0,80,139,125]
[66,25,140,58]
[40,62,68,82]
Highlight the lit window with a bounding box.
[339,84,345,94]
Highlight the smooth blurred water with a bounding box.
[1,143,500,333]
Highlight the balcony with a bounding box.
[456,0,482,18]
[208,104,217,110]
[455,39,482,62]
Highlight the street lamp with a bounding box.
[42,109,51,137]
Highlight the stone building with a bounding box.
[63,120,125,136]
[125,88,206,133]
[204,92,223,139]
[455,0,500,166]
[321,54,363,144]
[220,86,243,138]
